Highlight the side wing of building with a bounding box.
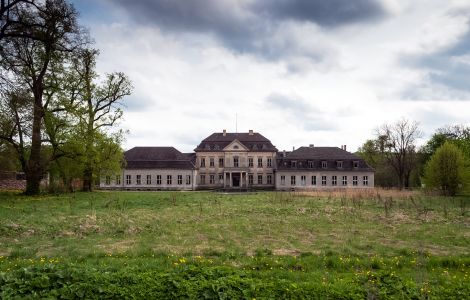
[275,146,374,190]
[100,147,197,190]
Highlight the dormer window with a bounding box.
[353,161,359,168]
[337,161,343,169]
[308,161,314,168]
[321,161,327,169]
[204,144,211,150]
[291,161,297,168]
[214,144,220,150]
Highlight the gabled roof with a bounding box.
[124,147,195,170]
[194,132,277,152]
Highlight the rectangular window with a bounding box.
[218,157,224,167]
[267,174,272,184]
[210,174,215,184]
[200,175,206,185]
[219,174,224,183]
[156,175,162,185]
[301,175,306,186]
[353,176,358,186]
[281,175,286,185]
[322,161,327,169]
[233,157,239,167]
[248,174,253,185]
[332,175,337,186]
[308,161,314,168]
[178,175,182,185]
[105,176,111,185]
[291,161,297,168]
[146,175,151,185]
[200,157,206,167]
[353,161,359,168]
[363,175,369,186]
[258,174,263,184]
[186,175,191,185]
[291,175,296,186]
[258,158,263,168]
[342,176,347,186]
[136,175,141,185]
[321,175,327,186]
[267,158,272,167]
[126,175,131,185]
[210,157,215,167]
[248,157,254,167]
[167,175,172,185]
[337,161,343,169]
[311,175,316,185]
[116,175,121,185]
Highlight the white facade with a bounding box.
[101,169,197,190]
[275,171,375,190]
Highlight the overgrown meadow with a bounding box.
[0,190,469,298]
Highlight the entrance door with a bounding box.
[232,173,241,187]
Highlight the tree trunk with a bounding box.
[82,166,92,192]
[25,94,44,195]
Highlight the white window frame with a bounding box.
[167,175,172,185]
[363,175,368,186]
[291,175,296,186]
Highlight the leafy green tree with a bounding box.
[0,0,84,194]
[424,142,467,196]
[71,48,132,191]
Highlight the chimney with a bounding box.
[309,144,314,148]
[248,129,254,135]
[283,150,286,157]
[343,145,347,151]
[223,129,226,136]
[292,146,295,151]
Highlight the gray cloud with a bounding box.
[108,0,387,65]
[266,93,337,131]
[253,0,386,27]
[401,21,470,99]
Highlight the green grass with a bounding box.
[0,190,469,298]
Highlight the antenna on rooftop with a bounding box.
[236,113,238,133]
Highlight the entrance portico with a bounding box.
[224,170,247,188]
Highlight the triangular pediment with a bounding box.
[223,139,249,151]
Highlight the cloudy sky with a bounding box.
[71,0,470,152]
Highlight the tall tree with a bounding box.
[357,139,396,187]
[72,49,132,191]
[0,0,84,194]
[375,118,422,189]
[424,142,467,196]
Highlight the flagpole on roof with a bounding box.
[236,113,238,133]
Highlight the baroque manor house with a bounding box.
[101,130,374,190]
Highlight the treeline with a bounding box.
[0,0,132,194]
[357,119,470,196]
